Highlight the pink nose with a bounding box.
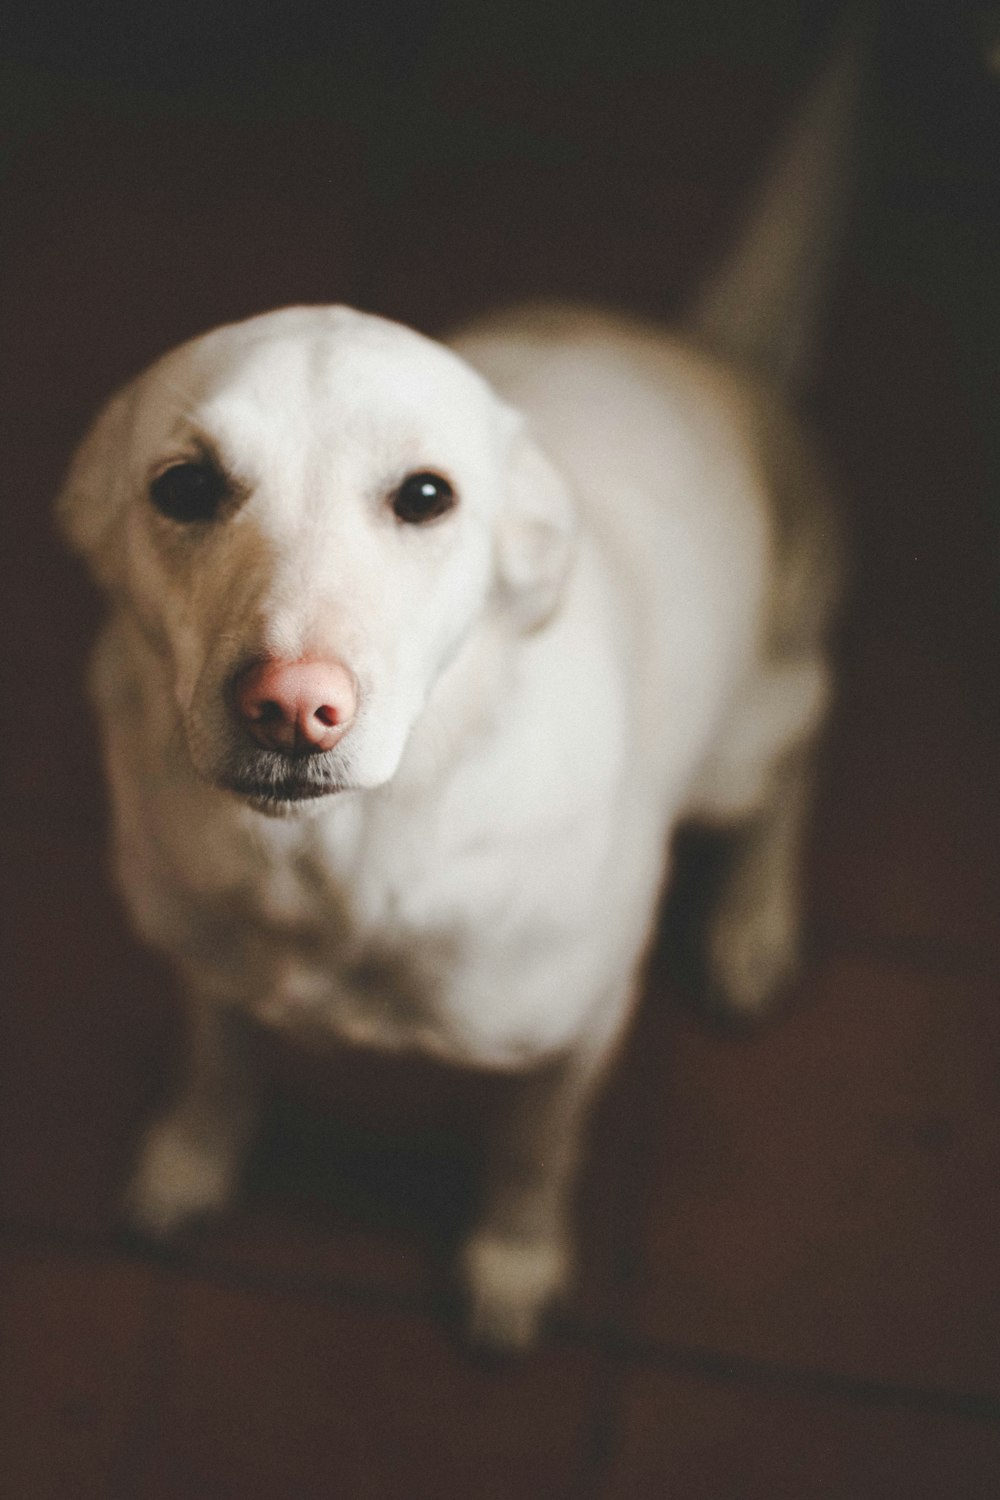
[234,658,357,755]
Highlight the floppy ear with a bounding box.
[55,383,136,590]
[495,420,578,633]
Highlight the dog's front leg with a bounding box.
[460,1042,610,1352]
[125,994,260,1240]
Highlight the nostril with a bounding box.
[253,699,284,724]
[314,705,338,727]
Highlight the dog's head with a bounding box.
[59,306,576,810]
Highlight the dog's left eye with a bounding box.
[392,471,457,524]
[149,459,229,523]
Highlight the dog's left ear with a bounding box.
[495,418,578,633]
[55,381,137,591]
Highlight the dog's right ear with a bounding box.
[55,383,136,589]
[495,417,578,634]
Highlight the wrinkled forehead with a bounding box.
[134,307,510,484]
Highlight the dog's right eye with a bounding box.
[149,460,228,523]
[392,471,457,525]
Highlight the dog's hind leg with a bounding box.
[124,995,260,1240]
[706,745,819,1023]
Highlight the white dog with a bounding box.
[58,41,855,1348]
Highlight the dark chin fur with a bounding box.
[241,787,342,818]
[219,772,350,814]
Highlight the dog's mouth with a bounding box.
[222,776,351,817]
[215,748,353,810]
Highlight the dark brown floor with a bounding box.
[3,5,999,1496]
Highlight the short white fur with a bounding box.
[58,36,856,1348]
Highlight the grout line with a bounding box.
[555,1320,1000,1428]
[3,1215,1000,1432]
[102,1268,180,1500]
[567,1348,628,1500]
[804,925,999,983]
[0,1214,438,1320]
[562,989,691,1499]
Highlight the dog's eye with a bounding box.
[392,471,456,525]
[149,460,228,523]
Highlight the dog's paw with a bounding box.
[124,1116,239,1241]
[707,892,799,1022]
[459,1228,572,1353]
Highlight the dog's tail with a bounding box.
[684,12,869,395]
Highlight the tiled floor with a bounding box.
[3,5,999,1496]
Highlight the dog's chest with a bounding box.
[207,801,512,1065]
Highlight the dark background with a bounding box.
[2,3,999,1496]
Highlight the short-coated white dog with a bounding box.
[58,40,856,1348]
